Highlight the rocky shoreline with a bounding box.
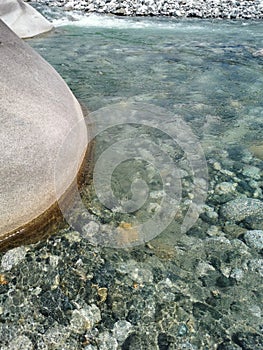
[30,0,263,19]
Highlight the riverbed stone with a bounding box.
[0,0,53,38]
[41,324,71,348]
[70,304,101,333]
[1,246,27,271]
[244,230,263,251]
[3,335,34,350]
[242,165,261,180]
[220,198,263,222]
[97,331,118,350]
[112,320,133,344]
[215,182,238,195]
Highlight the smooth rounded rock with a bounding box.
[0,0,53,38]
[0,19,88,245]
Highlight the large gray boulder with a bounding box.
[0,0,53,38]
[0,19,88,245]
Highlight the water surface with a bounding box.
[20,7,263,348]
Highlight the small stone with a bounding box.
[249,143,263,160]
[253,187,262,199]
[207,225,224,237]
[248,304,261,318]
[213,161,222,171]
[130,267,153,284]
[177,323,188,336]
[82,221,100,239]
[0,273,8,285]
[196,261,215,276]
[215,182,237,195]
[253,48,263,57]
[156,278,176,302]
[117,260,153,283]
[242,165,261,180]
[97,287,108,303]
[70,304,101,333]
[244,230,263,251]
[248,259,263,277]
[48,255,60,267]
[112,320,133,343]
[6,335,33,350]
[42,324,70,348]
[97,331,118,350]
[1,246,27,271]
[206,210,218,220]
[202,205,219,222]
[230,268,244,282]
[64,2,74,11]
[64,231,81,242]
[223,224,246,238]
[84,346,97,350]
[220,198,263,222]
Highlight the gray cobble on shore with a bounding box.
[30,0,263,19]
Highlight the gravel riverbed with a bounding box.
[29,0,263,19]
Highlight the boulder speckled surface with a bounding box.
[0,19,88,244]
[0,0,53,38]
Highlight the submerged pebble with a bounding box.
[1,335,34,350]
[215,182,237,195]
[220,198,263,222]
[242,165,261,180]
[112,320,133,343]
[97,331,118,350]
[244,230,263,251]
[1,246,27,272]
[70,304,101,333]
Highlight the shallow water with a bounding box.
[30,8,263,144]
[28,8,263,244]
[4,5,261,349]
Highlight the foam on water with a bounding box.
[33,3,257,35]
[51,12,205,31]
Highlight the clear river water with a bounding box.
[5,3,261,349]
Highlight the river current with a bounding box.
[29,5,263,240]
[21,4,263,349]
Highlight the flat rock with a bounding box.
[0,19,88,243]
[220,198,263,222]
[0,0,53,38]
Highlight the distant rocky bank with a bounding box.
[30,0,263,19]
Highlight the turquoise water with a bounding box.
[29,11,263,242]
[30,12,263,143]
[1,6,262,349]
